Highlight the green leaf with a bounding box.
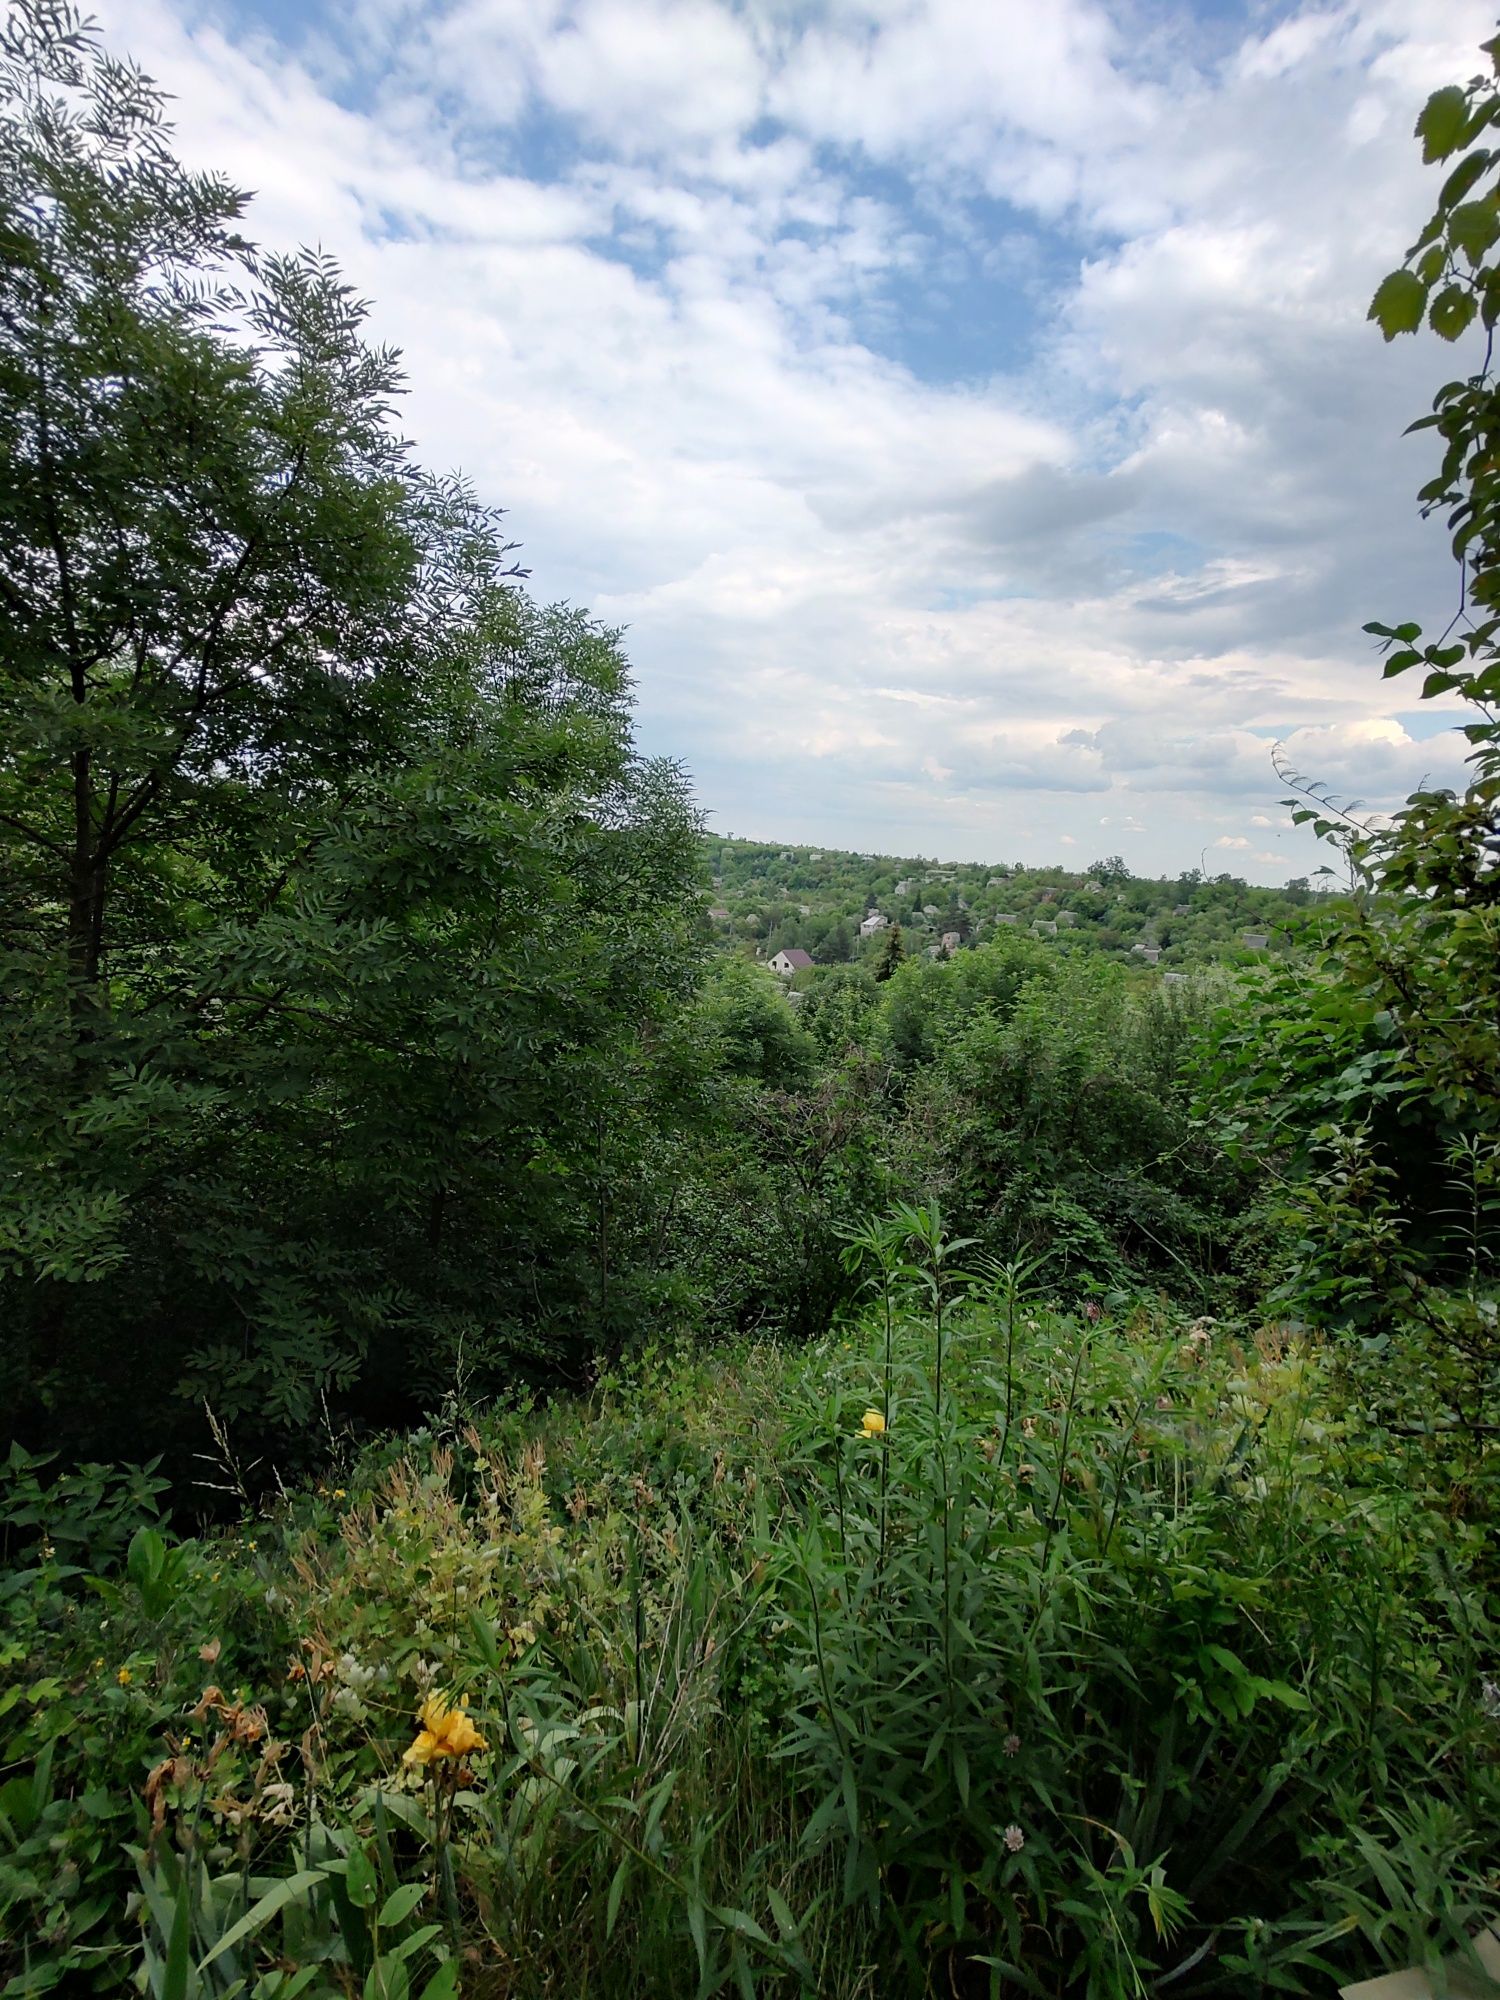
[364,1954,409,2000]
[1429,285,1477,341]
[345,1846,378,1911]
[468,1611,503,1676]
[386,1926,442,1965]
[376,1882,427,1931]
[1417,86,1471,162]
[1381,648,1423,677]
[687,1897,708,1975]
[1448,199,1500,261]
[712,1904,772,1946]
[1439,149,1492,209]
[163,1870,193,2000]
[416,1965,459,2000]
[199,1870,329,1970]
[605,1856,630,1940]
[1369,270,1426,339]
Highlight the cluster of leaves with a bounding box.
[3,1240,1497,1998]
[0,2,704,1465]
[1188,34,1500,1437]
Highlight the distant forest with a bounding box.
[701,837,1331,971]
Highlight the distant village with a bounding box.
[702,839,1328,984]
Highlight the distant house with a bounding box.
[1055,911,1076,927]
[894,879,914,897]
[769,948,814,978]
[1173,903,1192,916]
[994,912,1019,925]
[707,905,731,922]
[1136,946,1161,964]
[1163,971,1188,985]
[859,911,888,937]
[940,931,963,953]
[1241,930,1270,951]
[1032,919,1058,937]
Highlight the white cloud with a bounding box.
[86,0,1498,879]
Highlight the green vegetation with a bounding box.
[1,6,1498,1996]
[700,841,1326,974]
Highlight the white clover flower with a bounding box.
[1002,1824,1025,1853]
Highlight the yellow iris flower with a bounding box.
[403,1693,488,1768]
[861,1409,887,1437]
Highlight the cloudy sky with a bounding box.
[95,0,1490,879]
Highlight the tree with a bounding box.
[1338,36,1500,1133]
[0,3,703,1461]
[1195,32,1500,1390]
[872,921,905,983]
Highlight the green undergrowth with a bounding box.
[3,1243,1498,1999]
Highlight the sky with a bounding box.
[92,0,1494,880]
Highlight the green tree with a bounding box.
[0,2,703,1460]
[872,921,905,983]
[1193,32,1500,1389]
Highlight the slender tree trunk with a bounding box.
[67,741,106,1024]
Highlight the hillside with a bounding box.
[700,839,1334,974]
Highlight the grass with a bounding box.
[2,1259,1498,1998]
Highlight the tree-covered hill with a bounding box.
[701,838,1335,974]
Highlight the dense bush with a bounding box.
[3,1251,1496,1996]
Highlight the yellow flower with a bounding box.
[92,1657,105,1671]
[333,1489,346,1500]
[403,1728,443,1768]
[861,1409,887,1437]
[116,1667,132,1686]
[403,1693,488,1769]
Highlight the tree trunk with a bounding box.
[67,742,105,1024]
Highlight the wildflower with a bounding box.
[861,1409,887,1437]
[92,1657,105,1672]
[403,1692,488,1769]
[1482,1677,1500,1719]
[333,1489,346,1500]
[1003,1824,1025,1853]
[1002,1733,1021,1758]
[117,1667,132,1686]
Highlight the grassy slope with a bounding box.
[3,1288,1498,1998]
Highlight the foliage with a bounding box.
[3,1256,1496,1997]
[1188,28,1500,1437]
[0,2,703,1464]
